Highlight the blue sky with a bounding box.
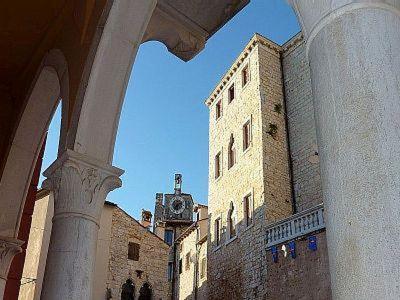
[41,0,300,220]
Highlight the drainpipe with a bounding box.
[279,50,297,214]
[194,225,199,300]
[171,228,177,300]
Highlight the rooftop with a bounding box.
[205,32,303,107]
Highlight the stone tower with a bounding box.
[205,33,294,299]
[153,174,194,244]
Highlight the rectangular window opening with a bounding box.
[128,242,140,261]
[216,100,222,120]
[185,252,191,271]
[215,218,221,246]
[243,120,252,151]
[179,259,183,274]
[164,229,174,246]
[244,193,253,227]
[215,152,221,179]
[200,257,206,278]
[242,65,249,87]
[168,262,173,281]
[228,84,235,103]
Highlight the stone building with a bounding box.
[205,33,331,299]
[0,2,250,299]
[19,190,170,300]
[153,174,196,299]
[174,204,208,300]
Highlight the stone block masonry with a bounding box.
[282,35,323,212]
[107,206,170,300]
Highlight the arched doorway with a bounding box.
[138,282,152,300]
[121,278,135,300]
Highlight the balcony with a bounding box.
[266,204,325,248]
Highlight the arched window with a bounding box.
[138,282,153,300]
[228,134,236,169]
[121,278,135,300]
[228,202,237,239]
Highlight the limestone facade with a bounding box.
[281,35,322,212]
[174,205,208,300]
[206,33,328,299]
[106,204,170,300]
[206,34,293,300]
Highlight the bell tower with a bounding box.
[153,174,195,245]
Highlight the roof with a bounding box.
[204,32,303,107]
[175,218,208,243]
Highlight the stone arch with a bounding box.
[138,282,153,300]
[66,0,158,164]
[121,278,135,300]
[0,49,68,239]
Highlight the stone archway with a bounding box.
[121,278,135,300]
[138,282,152,300]
[0,49,69,299]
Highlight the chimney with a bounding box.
[174,174,182,194]
[141,210,152,229]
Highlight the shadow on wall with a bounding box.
[206,204,331,300]
[206,205,266,300]
[182,280,208,300]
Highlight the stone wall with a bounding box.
[206,34,292,300]
[107,206,170,300]
[265,231,331,300]
[176,227,208,300]
[282,35,323,212]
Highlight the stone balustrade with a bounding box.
[266,203,325,248]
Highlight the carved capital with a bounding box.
[0,237,23,280]
[142,1,208,61]
[43,150,124,225]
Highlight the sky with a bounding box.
[40,0,300,220]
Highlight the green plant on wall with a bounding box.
[274,103,282,114]
[267,123,278,138]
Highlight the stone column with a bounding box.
[288,1,400,298]
[40,150,123,300]
[0,238,23,300]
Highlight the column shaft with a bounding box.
[40,150,123,300]
[292,2,400,299]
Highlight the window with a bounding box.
[200,257,206,278]
[242,65,249,87]
[128,242,140,261]
[214,218,221,246]
[244,193,253,227]
[216,100,222,120]
[228,83,235,103]
[228,202,236,239]
[228,135,236,169]
[168,262,173,281]
[243,119,252,151]
[179,259,183,274]
[185,252,191,271]
[164,230,174,246]
[215,152,222,179]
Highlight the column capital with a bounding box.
[0,237,23,280]
[288,0,400,54]
[43,150,124,225]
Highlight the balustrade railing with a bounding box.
[266,203,325,248]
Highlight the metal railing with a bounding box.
[266,203,325,248]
